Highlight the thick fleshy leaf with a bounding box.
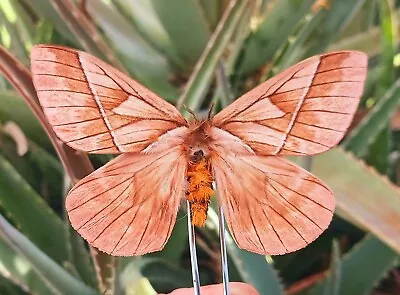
[303,0,367,57]
[238,0,315,75]
[118,258,158,295]
[151,0,211,65]
[0,239,53,295]
[112,0,186,70]
[0,3,29,65]
[0,133,63,203]
[310,148,400,253]
[362,0,398,174]
[0,214,96,295]
[139,258,192,293]
[200,0,221,30]
[18,0,77,42]
[85,0,179,100]
[343,79,400,157]
[177,0,248,111]
[0,91,49,148]
[0,154,68,264]
[303,235,398,295]
[47,0,125,71]
[323,241,341,295]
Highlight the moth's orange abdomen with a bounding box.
[186,151,214,227]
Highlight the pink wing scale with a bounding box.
[211,149,334,255]
[31,45,186,154]
[212,51,367,156]
[208,51,368,254]
[66,147,187,256]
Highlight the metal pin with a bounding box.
[218,206,230,295]
[187,200,201,295]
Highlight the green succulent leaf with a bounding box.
[343,79,400,157]
[111,0,185,70]
[65,217,97,289]
[151,0,211,66]
[0,91,49,149]
[303,0,368,56]
[0,134,62,203]
[85,0,179,100]
[304,235,398,295]
[0,239,54,295]
[177,0,248,111]
[119,258,158,295]
[200,0,221,30]
[0,213,97,295]
[0,154,69,264]
[18,0,77,43]
[0,275,26,295]
[0,3,29,65]
[140,258,193,293]
[239,0,315,75]
[323,241,341,295]
[310,148,400,253]
[46,0,125,71]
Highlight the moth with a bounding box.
[31,45,367,256]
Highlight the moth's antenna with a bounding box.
[187,200,201,295]
[218,205,230,295]
[208,102,215,119]
[183,105,199,121]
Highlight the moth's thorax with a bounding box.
[185,119,213,159]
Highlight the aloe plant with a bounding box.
[0,0,399,294]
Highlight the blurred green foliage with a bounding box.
[0,0,399,294]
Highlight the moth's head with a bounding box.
[186,144,211,163]
[190,149,205,163]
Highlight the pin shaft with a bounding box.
[218,206,230,295]
[187,200,201,295]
